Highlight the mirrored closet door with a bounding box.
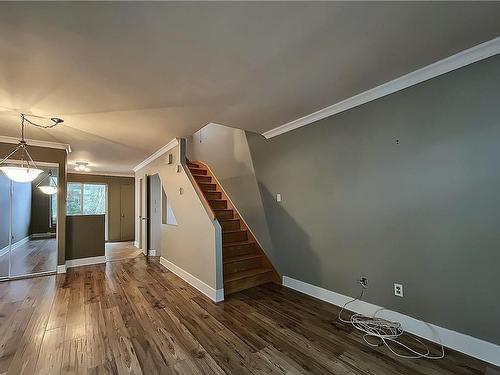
[0,165,58,280]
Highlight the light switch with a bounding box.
[276,193,282,202]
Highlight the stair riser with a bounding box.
[189,168,207,175]
[223,243,256,257]
[187,162,199,168]
[209,200,227,209]
[224,258,262,274]
[194,175,212,183]
[215,210,233,220]
[200,184,217,192]
[223,231,248,243]
[224,272,274,295]
[220,220,240,231]
[204,191,222,200]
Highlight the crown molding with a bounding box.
[0,135,72,153]
[263,36,500,139]
[68,171,134,178]
[133,138,178,172]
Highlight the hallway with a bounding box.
[105,241,143,262]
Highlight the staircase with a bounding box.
[187,160,280,295]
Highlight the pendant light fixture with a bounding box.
[0,114,63,183]
[36,170,58,195]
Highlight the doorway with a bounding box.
[0,164,58,280]
[120,184,134,241]
[148,174,162,256]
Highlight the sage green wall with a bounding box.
[67,173,134,242]
[0,143,67,265]
[247,55,500,345]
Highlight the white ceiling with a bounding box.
[0,2,499,174]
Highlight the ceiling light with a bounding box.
[36,170,58,195]
[74,161,90,172]
[39,185,58,195]
[0,114,63,183]
[0,166,43,183]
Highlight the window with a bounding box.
[66,183,106,215]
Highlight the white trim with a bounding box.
[283,276,500,367]
[10,235,31,251]
[0,135,71,153]
[134,241,139,248]
[57,264,67,274]
[149,249,157,256]
[133,138,179,172]
[159,257,224,303]
[0,245,9,257]
[69,171,134,178]
[65,255,106,269]
[263,37,500,139]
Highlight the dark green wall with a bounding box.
[247,55,500,345]
[67,173,134,242]
[66,215,105,260]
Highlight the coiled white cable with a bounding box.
[338,286,445,360]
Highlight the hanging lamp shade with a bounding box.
[0,166,43,183]
[38,185,58,195]
[0,113,63,183]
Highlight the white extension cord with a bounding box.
[338,285,445,360]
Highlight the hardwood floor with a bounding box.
[0,237,57,278]
[0,256,497,375]
[105,241,143,262]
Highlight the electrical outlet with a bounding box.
[276,193,282,202]
[394,283,403,297]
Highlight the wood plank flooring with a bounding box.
[0,237,57,278]
[0,256,497,375]
[105,241,143,262]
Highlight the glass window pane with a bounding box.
[83,184,106,215]
[66,183,82,215]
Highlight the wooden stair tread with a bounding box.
[224,267,273,283]
[223,240,254,248]
[189,159,280,295]
[224,253,262,264]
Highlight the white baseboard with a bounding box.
[57,264,67,274]
[11,235,31,251]
[66,256,106,269]
[0,245,9,257]
[159,257,224,303]
[134,241,139,248]
[149,249,157,256]
[283,276,500,367]
[31,232,56,239]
